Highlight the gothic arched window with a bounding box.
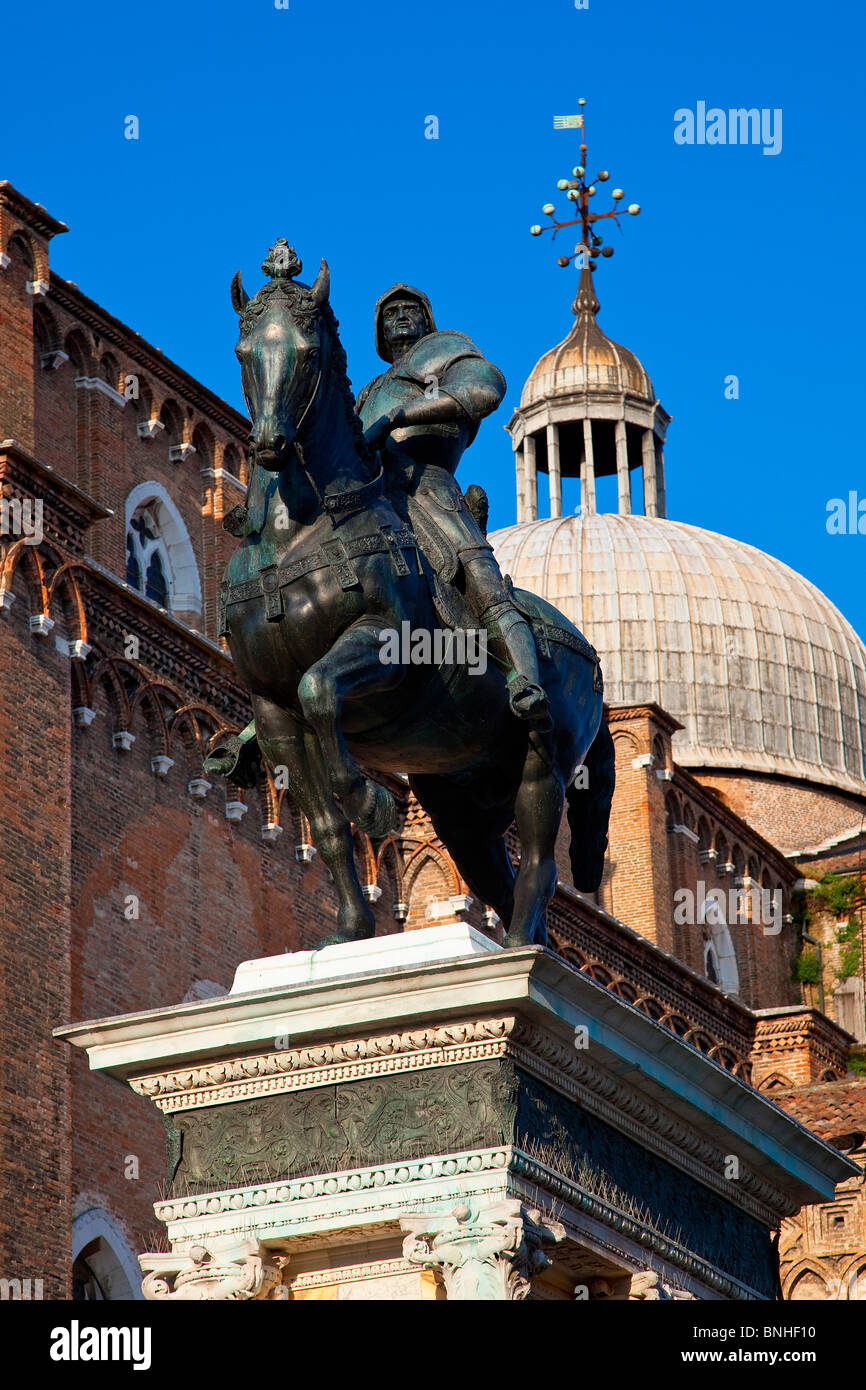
[126,504,173,610]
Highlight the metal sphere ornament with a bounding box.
[530,225,543,236]
[612,189,624,200]
[628,204,640,215]
[542,203,555,215]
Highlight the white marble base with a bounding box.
[230,922,501,995]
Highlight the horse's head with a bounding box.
[231,241,330,472]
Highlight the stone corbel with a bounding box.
[401,1199,565,1301]
[169,442,197,464]
[137,419,165,442]
[40,349,69,371]
[140,1240,288,1301]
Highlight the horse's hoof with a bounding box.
[346,780,397,838]
[503,929,532,949]
[315,925,375,949]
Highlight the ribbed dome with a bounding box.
[491,513,866,796]
[520,269,654,408]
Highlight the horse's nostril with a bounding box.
[273,435,286,452]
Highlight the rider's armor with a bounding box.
[357,284,551,728]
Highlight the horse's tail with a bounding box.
[566,718,615,893]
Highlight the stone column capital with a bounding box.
[140,1238,289,1301]
[400,1198,564,1300]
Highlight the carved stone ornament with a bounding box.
[140,1240,288,1301]
[627,1268,697,1301]
[400,1198,564,1301]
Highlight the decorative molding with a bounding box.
[151,755,174,778]
[154,1147,511,1227]
[289,1258,415,1292]
[28,614,54,636]
[26,278,50,296]
[112,730,135,752]
[188,777,211,799]
[73,706,96,727]
[131,1019,516,1112]
[225,800,248,824]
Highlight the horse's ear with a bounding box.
[231,270,250,315]
[311,258,330,307]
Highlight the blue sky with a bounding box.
[4,0,865,633]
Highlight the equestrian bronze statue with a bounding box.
[206,241,615,949]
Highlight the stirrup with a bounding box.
[508,676,552,731]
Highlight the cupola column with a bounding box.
[642,428,659,518]
[524,432,538,521]
[515,441,525,522]
[615,420,631,515]
[581,418,597,515]
[656,444,667,519]
[546,422,562,518]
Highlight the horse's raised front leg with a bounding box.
[297,622,404,838]
[505,734,565,948]
[252,693,375,944]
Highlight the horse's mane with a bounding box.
[241,281,374,473]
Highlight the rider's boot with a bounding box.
[481,599,552,731]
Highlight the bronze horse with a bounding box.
[206,247,615,948]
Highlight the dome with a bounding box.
[520,270,654,409]
[491,512,866,797]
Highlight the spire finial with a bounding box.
[529,98,641,300]
[572,265,600,319]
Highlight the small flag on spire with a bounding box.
[553,114,584,129]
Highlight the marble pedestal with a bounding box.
[57,924,857,1301]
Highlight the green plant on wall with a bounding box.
[792,948,821,985]
[812,872,865,920]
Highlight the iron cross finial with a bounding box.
[530,98,641,275]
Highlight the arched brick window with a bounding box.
[124,482,201,617]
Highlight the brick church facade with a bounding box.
[1,181,863,1300]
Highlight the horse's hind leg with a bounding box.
[252,693,375,944]
[505,735,565,948]
[409,772,517,929]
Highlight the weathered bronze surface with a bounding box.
[206,242,615,947]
